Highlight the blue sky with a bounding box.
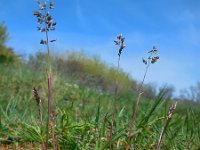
[0,0,200,95]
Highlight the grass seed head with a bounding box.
[33,0,57,44]
[143,46,160,65]
[114,34,126,57]
[32,87,42,106]
[168,101,177,119]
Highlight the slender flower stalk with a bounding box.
[33,0,56,149]
[110,34,126,149]
[126,46,160,150]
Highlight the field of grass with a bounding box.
[0,1,200,149]
[0,53,200,150]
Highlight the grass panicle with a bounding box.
[126,46,160,150]
[110,34,126,150]
[33,0,56,149]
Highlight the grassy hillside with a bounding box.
[28,51,137,95]
[0,52,200,149]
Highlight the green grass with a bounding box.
[0,53,200,149]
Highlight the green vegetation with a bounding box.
[0,22,19,63]
[28,51,136,94]
[0,1,200,149]
[0,53,200,149]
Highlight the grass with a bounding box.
[28,51,136,95]
[0,1,199,149]
[0,55,200,149]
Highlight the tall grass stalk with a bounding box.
[110,34,125,149]
[45,21,52,148]
[33,0,56,149]
[126,46,160,150]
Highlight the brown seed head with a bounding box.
[151,57,158,64]
[117,34,122,40]
[32,87,42,106]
